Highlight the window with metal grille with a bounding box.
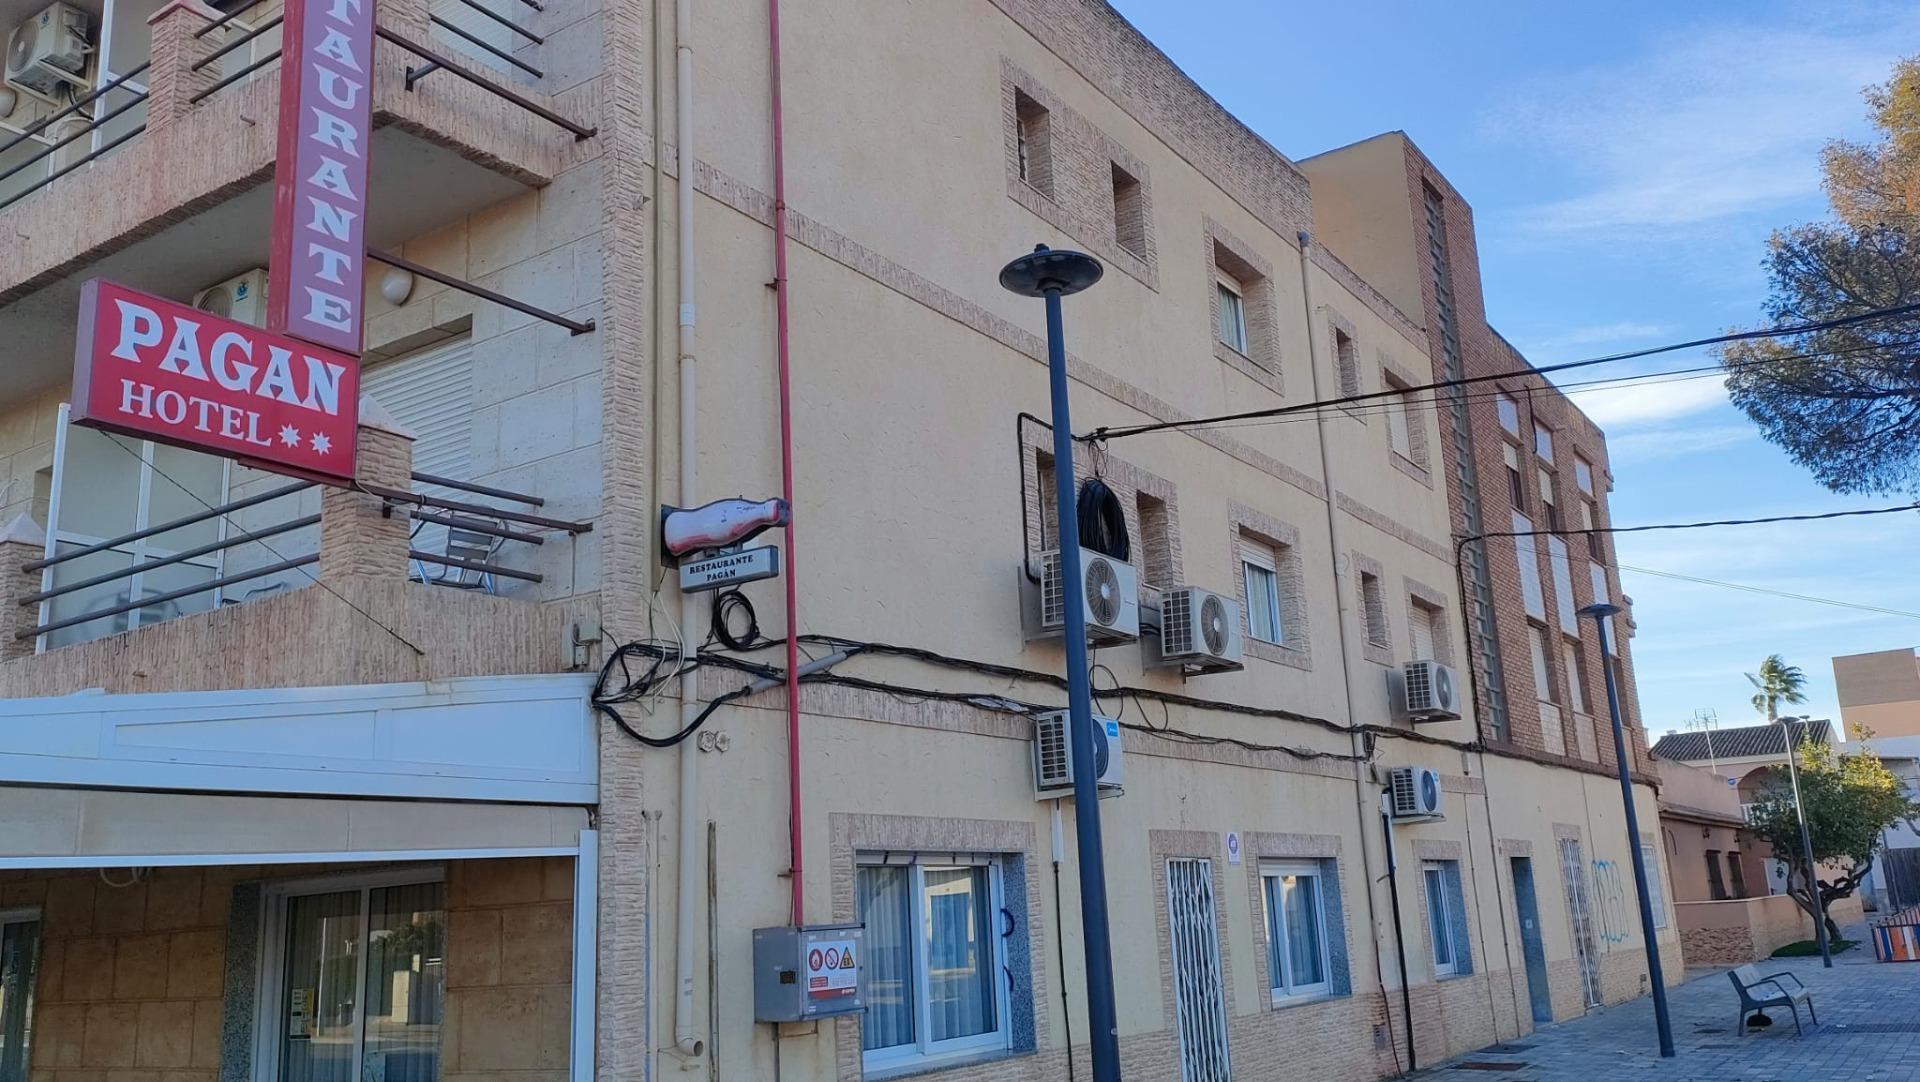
[1166,858,1231,1081]
[1641,842,1668,929]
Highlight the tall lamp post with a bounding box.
[1579,602,1675,1059]
[1778,714,1833,967]
[1000,245,1121,1081]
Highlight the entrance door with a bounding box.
[259,873,447,1082]
[1557,838,1602,1008]
[1510,858,1553,1023]
[1166,858,1231,1082]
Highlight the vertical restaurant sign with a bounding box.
[267,0,374,355]
[73,279,359,484]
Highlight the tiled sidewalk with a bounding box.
[1416,933,1920,1080]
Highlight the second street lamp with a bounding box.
[1579,601,1675,1059]
[999,244,1121,1081]
[1778,714,1833,967]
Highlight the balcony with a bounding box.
[0,0,594,308]
[0,392,596,698]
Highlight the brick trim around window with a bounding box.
[1228,502,1309,670]
[1352,551,1392,666]
[1204,216,1281,393]
[1240,832,1353,1008]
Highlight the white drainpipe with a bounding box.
[672,0,705,1060]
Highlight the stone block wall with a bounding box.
[0,858,573,1082]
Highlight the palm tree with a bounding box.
[1747,654,1808,723]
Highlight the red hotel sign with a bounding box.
[267,0,375,355]
[73,280,359,483]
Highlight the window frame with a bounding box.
[1384,379,1414,460]
[1360,569,1389,648]
[1260,861,1332,1004]
[1528,623,1558,706]
[1496,393,1521,436]
[0,907,41,1082]
[250,865,448,1082]
[1562,638,1589,714]
[1503,443,1526,510]
[857,855,1013,1075]
[1640,842,1668,929]
[1534,422,1554,462]
[1422,862,1459,977]
[1215,277,1249,355]
[1012,89,1052,197]
[1574,456,1595,494]
[1241,543,1284,646]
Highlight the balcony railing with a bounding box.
[0,0,560,216]
[11,464,587,654]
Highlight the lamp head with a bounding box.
[1578,602,1621,619]
[999,244,1103,297]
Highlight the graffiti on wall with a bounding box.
[1590,859,1631,945]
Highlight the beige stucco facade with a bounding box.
[0,2,1686,1081]
[1835,647,1920,739]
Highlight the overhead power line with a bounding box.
[1618,564,1920,621]
[1461,502,1920,545]
[1088,300,1920,441]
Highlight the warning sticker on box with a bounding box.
[806,938,859,1000]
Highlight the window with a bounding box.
[1408,602,1438,661]
[1574,456,1595,494]
[1534,422,1554,462]
[1262,863,1331,1002]
[1528,624,1557,705]
[858,858,1010,1072]
[1385,375,1415,461]
[1496,393,1521,436]
[1563,640,1589,714]
[1111,162,1146,258]
[1580,499,1603,559]
[1334,327,1361,397]
[1422,862,1461,977]
[44,418,232,647]
[1705,849,1727,900]
[1548,536,1578,634]
[0,909,40,1082]
[1360,570,1389,648]
[1242,543,1283,645]
[1166,858,1231,1081]
[1013,90,1053,196]
[1513,511,1545,619]
[257,870,447,1082]
[1503,444,1525,509]
[1538,469,1559,532]
[1728,852,1749,898]
[1216,279,1248,354]
[1641,843,1668,929]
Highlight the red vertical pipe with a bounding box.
[768,0,804,927]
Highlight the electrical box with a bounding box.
[752,923,865,1022]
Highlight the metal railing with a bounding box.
[389,471,591,589]
[17,480,317,643]
[0,66,150,215]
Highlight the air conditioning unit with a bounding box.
[194,269,270,327]
[1023,549,1139,644]
[1394,659,1463,723]
[1387,766,1444,821]
[1032,710,1125,799]
[1145,586,1243,673]
[5,3,90,101]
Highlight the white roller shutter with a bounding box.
[362,337,475,557]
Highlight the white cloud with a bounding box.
[1607,423,1753,463]
[1561,373,1729,428]
[1517,321,1674,356]
[1484,8,1920,237]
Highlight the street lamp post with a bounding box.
[1779,714,1833,967]
[1579,602,1675,1059]
[1000,244,1121,1081]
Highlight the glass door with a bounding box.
[265,876,446,1082]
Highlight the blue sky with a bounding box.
[1109,0,1920,738]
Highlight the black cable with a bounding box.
[710,588,762,651]
[1462,501,1920,544]
[1076,477,1130,560]
[1088,299,1920,441]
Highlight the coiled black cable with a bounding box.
[1076,477,1130,560]
[711,588,762,651]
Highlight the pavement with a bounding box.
[1414,924,1920,1080]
